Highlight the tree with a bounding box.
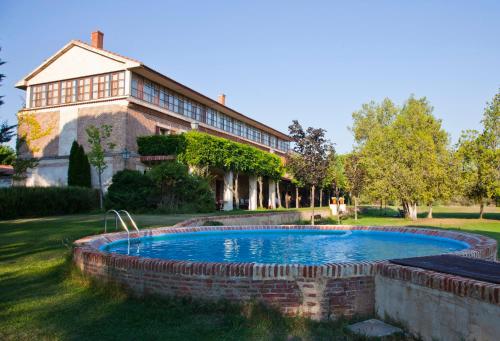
[344,153,366,220]
[457,90,500,218]
[86,125,115,209]
[79,144,92,188]
[68,141,92,187]
[353,96,451,220]
[350,98,398,210]
[0,49,16,145]
[0,122,16,144]
[0,145,15,165]
[287,120,334,224]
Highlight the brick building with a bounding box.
[16,31,292,210]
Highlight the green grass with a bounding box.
[0,213,365,340]
[1,206,498,340]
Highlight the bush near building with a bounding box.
[106,163,214,213]
[0,187,98,219]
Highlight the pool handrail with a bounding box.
[119,210,140,233]
[104,209,130,236]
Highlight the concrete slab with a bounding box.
[348,319,403,337]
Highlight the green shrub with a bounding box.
[105,170,156,211]
[0,187,99,219]
[148,161,214,213]
[137,134,186,156]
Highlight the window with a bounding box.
[47,83,59,106]
[207,108,217,126]
[234,121,243,136]
[97,75,107,99]
[111,72,124,97]
[156,126,170,135]
[29,71,125,108]
[262,133,270,146]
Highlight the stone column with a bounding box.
[268,179,276,209]
[223,170,234,211]
[248,175,258,210]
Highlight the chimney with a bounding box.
[218,93,226,106]
[91,31,104,49]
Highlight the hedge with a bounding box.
[137,134,186,156]
[137,131,284,179]
[0,187,99,219]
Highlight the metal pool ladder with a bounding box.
[104,210,140,236]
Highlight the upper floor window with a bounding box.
[30,71,125,109]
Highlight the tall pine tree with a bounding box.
[68,141,92,187]
[68,141,79,186]
[79,144,92,188]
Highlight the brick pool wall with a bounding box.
[73,225,497,321]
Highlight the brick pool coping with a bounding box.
[73,224,497,320]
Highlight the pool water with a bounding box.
[102,229,469,265]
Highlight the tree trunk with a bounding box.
[407,202,417,220]
[311,185,316,225]
[98,171,103,210]
[379,199,383,215]
[276,180,282,208]
[479,200,484,219]
[427,204,433,219]
[310,187,314,208]
[403,201,418,220]
[295,186,299,208]
[258,176,263,208]
[354,196,358,221]
[319,188,323,207]
[234,173,239,210]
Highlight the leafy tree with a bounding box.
[287,120,334,224]
[344,153,366,220]
[350,98,398,209]
[0,145,15,165]
[86,124,115,209]
[353,96,451,220]
[457,90,500,218]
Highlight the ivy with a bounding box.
[137,131,284,179]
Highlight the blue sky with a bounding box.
[1,0,499,152]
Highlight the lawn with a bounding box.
[0,206,499,340]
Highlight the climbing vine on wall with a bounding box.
[137,131,284,179]
[17,111,54,153]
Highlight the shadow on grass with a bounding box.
[1,255,372,340]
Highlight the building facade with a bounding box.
[16,31,292,210]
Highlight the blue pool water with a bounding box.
[102,229,469,265]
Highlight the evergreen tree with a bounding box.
[67,141,79,186]
[79,144,92,188]
[68,141,92,187]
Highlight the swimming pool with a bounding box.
[74,225,496,320]
[101,229,469,264]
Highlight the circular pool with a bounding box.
[101,229,469,264]
[74,225,497,320]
